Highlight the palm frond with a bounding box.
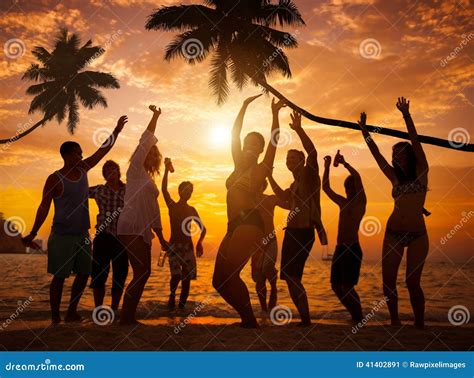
[25,81,54,95]
[74,71,120,89]
[76,86,108,109]
[145,5,218,31]
[247,24,298,48]
[67,97,79,133]
[31,47,51,65]
[256,0,305,27]
[209,46,229,105]
[164,28,217,63]
[22,64,52,82]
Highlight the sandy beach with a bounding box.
[1,255,473,351]
[2,311,473,351]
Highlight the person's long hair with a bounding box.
[130,144,162,177]
[392,141,416,183]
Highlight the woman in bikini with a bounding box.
[212,94,285,328]
[358,97,429,329]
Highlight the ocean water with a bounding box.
[0,254,472,323]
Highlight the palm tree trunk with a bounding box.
[0,118,48,145]
[259,81,473,152]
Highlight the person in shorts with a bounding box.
[162,160,206,309]
[89,160,128,313]
[251,180,283,312]
[22,116,127,323]
[268,110,327,326]
[322,152,366,323]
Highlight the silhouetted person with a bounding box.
[117,105,169,325]
[268,110,327,326]
[22,116,128,323]
[251,179,287,312]
[88,160,128,314]
[323,153,366,323]
[162,162,206,309]
[212,95,285,328]
[358,98,430,328]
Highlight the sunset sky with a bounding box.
[0,0,472,262]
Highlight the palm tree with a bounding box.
[146,0,472,152]
[0,28,119,145]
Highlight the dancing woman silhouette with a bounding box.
[358,97,429,328]
[212,95,285,328]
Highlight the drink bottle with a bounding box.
[164,157,175,173]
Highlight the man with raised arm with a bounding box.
[22,116,127,324]
[323,152,366,323]
[268,110,327,326]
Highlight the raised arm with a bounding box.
[22,174,60,244]
[396,97,428,172]
[268,174,290,207]
[290,110,318,172]
[358,112,396,183]
[232,94,262,166]
[146,105,161,134]
[82,115,127,171]
[322,156,346,206]
[161,163,174,208]
[130,106,161,170]
[261,98,286,173]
